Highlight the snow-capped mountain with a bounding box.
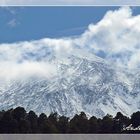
[0,45,139,118]
[1,6,140,118]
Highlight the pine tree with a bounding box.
[0,110,18,133]
[12,107,26,122]
[101,114,113,133]
[27,111,38,133]
[69,112,89,133]
[88,116,99,133]
[131,111,140,128]
[57,116,69,133]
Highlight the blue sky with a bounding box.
[0,6,139,44]
[0,7,119,43]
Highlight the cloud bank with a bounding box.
[0,0,140,5]
[0,7,140,81]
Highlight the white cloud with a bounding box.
[0,38,74,81]
[1,7,21,28]
[0,7,140,81]
[0,0,140,5]
[7,18,19,27]
[0,61,58,81]
[79,7,140,69]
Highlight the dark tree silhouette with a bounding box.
[57,116,69,133]
[88,116,99,133]
[38,113,58,133]
[115,112,130,127]
[27,111,38,133]
[0,106,140,134]
[18,119,31,133]
[0,110,18,133]
[101,114,113,133]
[131,111,140,127]
[12,107,26,122]
[69,112,89,133]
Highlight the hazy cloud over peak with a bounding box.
[0,7,140,81]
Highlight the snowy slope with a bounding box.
[0,47,139,118]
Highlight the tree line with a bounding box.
[0,107,140,134]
